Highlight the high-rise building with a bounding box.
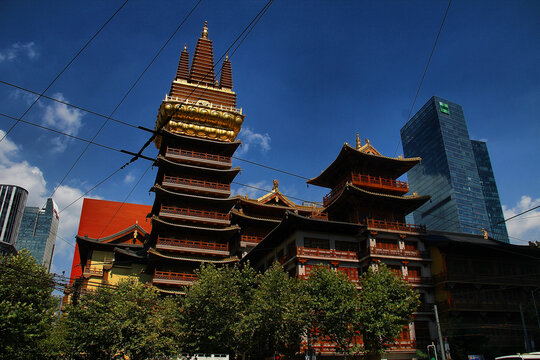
[0,184,28,254]
[400,96,509,242]
[17,198,59,271]
[471,140,509,242]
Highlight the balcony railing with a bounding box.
[405,276,432,285]
[164,94,243,114]
[240,234,264,245]
[350,173,409,193]
[365,246,429,258]
[297,247,359,261]
[366,219,426,233]
[163,175,230,193]
[433,272,539,286]
[153,270,197,285]
[160,205,229,223]
[83,266,103,276]
[322,181,346,207]
[165,146,231,165]
[310,212,328,220]
[157,237,228,254]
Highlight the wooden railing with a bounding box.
[153,270,197,283]
[405,276,432,285]
[163,175,230,191]
[157,237,228,252]
[310,212,328,220]
[366,219,426,233]
[433,272,539,286]
[160,205,229,221]
[297,247,358,261]
[366,246,428,258]
[322,181,346,207]
[350,173,408,193]
[240,234,264,244]
[166,146,231,164]
[83,266,103,276]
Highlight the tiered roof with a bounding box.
[307,142,421,189]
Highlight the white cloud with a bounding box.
[41,93,84,152]
[0,129,95,276]
[236,127,271,155]
[502,195,540,244]
[124,172,136,184]
[0,42,38,62]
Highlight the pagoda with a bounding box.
[146,22,243,294]
[231,179,326,257]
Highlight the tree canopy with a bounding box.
[0,249,57,360]
[60,279,181,360]
[356,263,420,355]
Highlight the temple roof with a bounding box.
[230,209,282,224]
[324,183,430,215]
[147,247,238,263]
[150,214,240,235]
[156,155,240,182]
[307,142,421,189]
[219,55,233,89]
[189,21,216,87]
[241,211,364,265]
[151,184,239,209]
[159,128,242,155]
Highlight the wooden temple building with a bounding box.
[67,21,540,359]
[242,136,435,358]
[145,22,244,294]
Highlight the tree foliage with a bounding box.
[0,249,57,360]
[180,263,259,355]
[60,279,181,360]
[237,263,310,358]
[305,266,360,355]
[356,263,420,355]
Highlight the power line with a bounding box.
[393,0,452,157]
[0,80,140,130]
[46,0,203,204]
[497,205,540,225]
[0,111,126,154]
[0,0,130,144]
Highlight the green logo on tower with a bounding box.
[439,102,450,115]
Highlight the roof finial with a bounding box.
[225,53,229,61]
[356,133,361,150]
[365,138,370,145]
[183,43,187,51]
[202,20,208,38]
[272,179,279,191]
[481,228,489,239]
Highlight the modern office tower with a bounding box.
[471,140,509,242]
[0,184,28,254]
[17,198,59,271]
[400,96,509,242]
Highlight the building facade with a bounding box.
[16,198,59,271]
[146,22,244,294]
[471,140,509,242]
[400,96,509,242]
[0,184,28,254]
[244,137,436,359]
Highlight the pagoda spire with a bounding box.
[175,44,189,81]
[189,21,216,87]
[219,54,233,89]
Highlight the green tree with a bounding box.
[356,263,420,357]
[60,278,181,360]
[0,249,57,360]
[180,263,259,356]
[238,262,310,359]
[305,266,360,356]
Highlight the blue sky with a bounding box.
[0,0,538,276]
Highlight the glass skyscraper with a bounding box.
[0,184,28,254]
[471,140,509,242]
[17,198,59,271]
[400,96,509,242]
